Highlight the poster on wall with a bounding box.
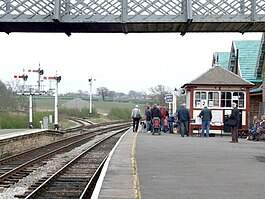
[201,100,207,107]
[211,110,223,124]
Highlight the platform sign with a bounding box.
[165,94,173,103]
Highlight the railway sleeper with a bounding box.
[4,178,20,183]
[0,184,9,188]
[51,181,88,187]
[17,170,31,174]
[40,190,84,196]
[58,177,90,182]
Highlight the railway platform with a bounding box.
[94,128,265,199]
[0,129,48,140]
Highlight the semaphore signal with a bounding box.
[13,66,61,130]
[42,74,62,130]
[43,76,61,82]
[14,75,28,81]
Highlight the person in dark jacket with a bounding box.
[151,104,161,133]
[198,106,212,138]
[168,114,176,134]
[145,105,152,132]
[177,103,190,137]
[229,102,240,143]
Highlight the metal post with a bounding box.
[53,0,61,21]
[251,0,257,21]
[29,93,33,128]
[89,81,92,115]
[6,0,10,11]
[22,68,25,94]
[54,79,59,130]
[186,0,193,20]
[38,64,41,93]
[88,78,96,117]
[121,0,128,23]
[173,88,178,113]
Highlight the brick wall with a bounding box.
[0,132,63,158]
[250,95,262,126]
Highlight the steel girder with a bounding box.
[0,0,265,33]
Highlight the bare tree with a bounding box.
[149,84,171,105]
[0,80,16,110]
[5,79,21,93]
[96,87,109,101]
[128,90,139,99]
[108,90,117,99]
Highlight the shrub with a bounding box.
[108,108,131,120]
[0,112,28,129]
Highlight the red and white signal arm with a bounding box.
[14,75,28,81]
[43,76,61,82]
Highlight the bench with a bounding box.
[256,128,265,141]
[190,123,224,137]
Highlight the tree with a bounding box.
[149,84,171,105]
[116,92,127,99]
[96,87,109,101]
[108,90,117,99]
[128,90,138,99]
[0,80,16,110]
[5,79,21,93]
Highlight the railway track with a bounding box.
[17,129,127,198]
[0,121,131,189]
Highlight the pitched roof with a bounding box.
[213,52,230,69]
[183,65,254,87]
[231,40,260,81]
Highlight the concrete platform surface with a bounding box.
[136,133,265,199]
[93,128,136,199]
[0,129,48,140]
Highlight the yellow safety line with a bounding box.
[132,131,141,199]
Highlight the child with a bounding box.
[163,116,169,133]
[168,114,176,134]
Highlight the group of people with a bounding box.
[131,103,214,138]
[131,101,262,143]
[246,115,265,141]
[131,104,176,134]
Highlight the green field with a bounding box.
[0,96,148,129]
[34,96,146,115]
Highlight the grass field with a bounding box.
[0,96,147,129]
[34,96,146,115]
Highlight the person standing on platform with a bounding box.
[160,106,167,132]
[229,102,240,143]
[168,113,176,134]
[177,103,190,137]
[131,105,141,132]
[198,106,212,138]
[145,105,152,133]
[151,104,161,133]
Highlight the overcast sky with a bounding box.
[0,32,262,94]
